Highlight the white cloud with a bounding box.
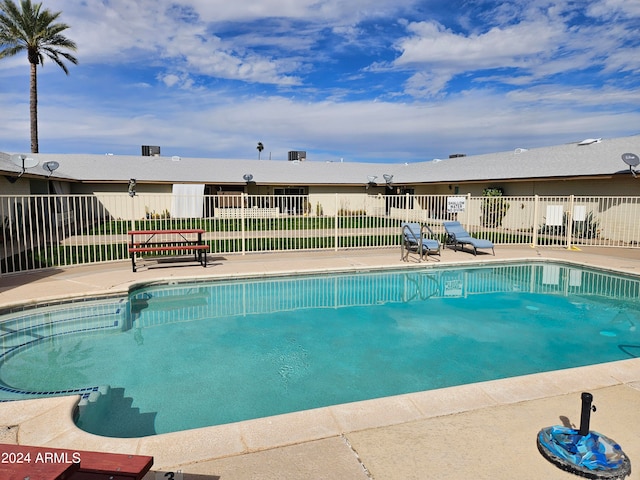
[507,85,640,107]
[46,0,420,87]
[394,20,561,69]
[586,0,640,19]
[47,0,306,85]
[388,1,639,96]
[171,0,417,23]
[387,18,566,96]
[402,71,452,98]
[159,74,182,88]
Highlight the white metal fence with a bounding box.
[1,193,639,274]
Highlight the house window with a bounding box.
[273,188,307,214]
[274,188,306,195]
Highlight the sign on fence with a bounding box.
[447,196,466,213]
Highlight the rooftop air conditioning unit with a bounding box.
[142,145,161,156]
[288,151,307,161]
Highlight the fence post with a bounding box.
[405,193,410,223]
[532,195,539,248]
[566,195,574,250]
[334,193,339,251]
[129,195,135,235]
[241,193,247,255]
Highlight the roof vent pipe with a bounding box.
[577,138,601,146]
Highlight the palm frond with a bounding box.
[0,0,77,68]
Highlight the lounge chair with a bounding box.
[443,221,494,256]
[401,222,441,261]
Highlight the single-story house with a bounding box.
[1,135,639,200]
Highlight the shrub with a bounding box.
[481,188,510,228]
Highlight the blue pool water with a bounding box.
[1,261,639,437]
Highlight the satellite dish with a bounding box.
[9,153,34,168]
[366,175,377,189]
[9,153,26,166]
[243,173,254,182]
[9,153,39,177]
[43,161,60,176]
[621,153,640,167]
[622,153,639,178]
[23,156,38,168]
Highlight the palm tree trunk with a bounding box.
[30,61,39,153]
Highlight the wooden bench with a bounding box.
[0,444,153,480]
[127,229,209,272]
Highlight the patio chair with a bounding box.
[401,222,441,261]
[443,221,494,256]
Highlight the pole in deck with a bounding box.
[578,391,596,436]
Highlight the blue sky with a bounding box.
[1,0,639,163]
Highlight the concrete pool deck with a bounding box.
[1,245,640,479]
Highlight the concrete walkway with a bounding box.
[1,246,640,479]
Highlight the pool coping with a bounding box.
[1,249,640,471]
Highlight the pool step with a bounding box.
[76,387,158,437]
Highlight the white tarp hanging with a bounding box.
[50,181,72,215]
[573,205,587,222]
[545,205,564,226]
[171,184,205,218]
[50,181,71,195]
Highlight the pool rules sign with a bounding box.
[447,196,466,213]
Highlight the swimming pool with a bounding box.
[0,261,639,437]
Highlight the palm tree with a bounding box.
[0,0,77,153]
[256,141,264,160]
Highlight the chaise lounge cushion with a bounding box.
[443,221,494,255]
